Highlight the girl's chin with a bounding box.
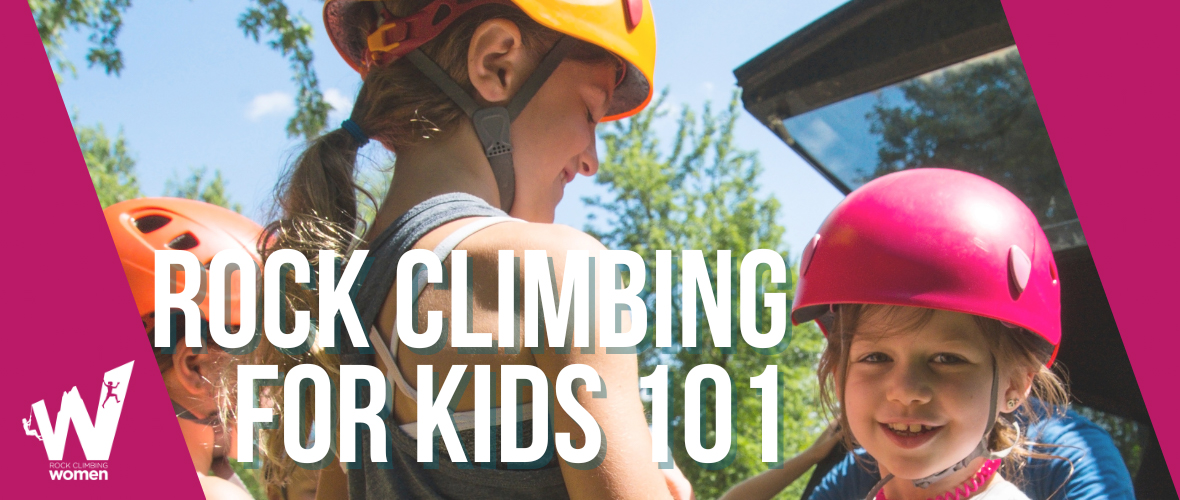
[870,448,975,482]
[864,439,960,480]
[877,458,948,481]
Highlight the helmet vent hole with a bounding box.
[1050,262,1058,284]
[132,215,172,234]
[432,4,451,25]
[167,233,200,251]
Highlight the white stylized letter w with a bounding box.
[31,361,134,460]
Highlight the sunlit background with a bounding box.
[54,0,847,258]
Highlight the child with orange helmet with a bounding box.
[728,169,1069,500]
[105,197,264,500]
[257,1,681,499]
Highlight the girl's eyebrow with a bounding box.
[849,329,906,344]
[848,336,891,352]
[930,337,978,346]
[926,326,987,345]
[850,331,981,351]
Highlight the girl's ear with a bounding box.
[467,18,528,104]
[171,339,217,398]
[1001,369,1037,414]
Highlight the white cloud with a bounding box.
[245,91,294,121]
[324,88,354,118]
[800,117,838,155]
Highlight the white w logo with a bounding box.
[29,361,134,461]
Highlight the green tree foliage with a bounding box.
[31,0,329,138]
[77,122,140,207]
[30,0,131,82]
[239,0,331,139]
[32,0,329,214]
[868,49,1075,228]
[587,89,827,499]
[1073,405,1143,478]
[228,460,268,500]
[166,166,244,213]
[356,165,394,234]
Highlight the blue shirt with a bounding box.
[808,407,1135,500]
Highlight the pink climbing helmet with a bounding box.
[791,168,1061,364]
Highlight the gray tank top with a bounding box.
[343,193,570,500]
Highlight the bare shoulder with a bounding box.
[466,221,607,256]
[198,473,254,500]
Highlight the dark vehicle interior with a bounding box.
[734,0,1174,497]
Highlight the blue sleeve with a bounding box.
[1020,408,1135,500]
[808,449,877,500]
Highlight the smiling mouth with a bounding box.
[880,422,943,449]
[886,422,936,433]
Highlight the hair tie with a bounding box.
[341,119,370,146]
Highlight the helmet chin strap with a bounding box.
[174,399,235,465]
[863,355,1019,500]
[404,36,576,213]
[173,399,221,427]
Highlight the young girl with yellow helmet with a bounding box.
[258,1,676,499]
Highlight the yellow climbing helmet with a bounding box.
[323,0,655,121]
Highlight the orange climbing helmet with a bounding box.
[104,198,264,326]
[324,0,655,121]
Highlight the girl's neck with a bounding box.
[879,457,996,500]
[162,370,219,473]
[370,122,502,240]
[177,417,214,473]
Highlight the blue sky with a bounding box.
[56,0,847,258]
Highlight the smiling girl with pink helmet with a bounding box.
[790,168,1069,500]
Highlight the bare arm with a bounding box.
[661,460,695,500]
[199,473,254,500]
[718,423,842,500]
[314,455,349,500]
[531,227,673,500]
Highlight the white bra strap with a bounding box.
[345,402,535,471]
[412,216,523,298]
[381,216,525,405]
[399,402,534,439]
[371,326,417,401]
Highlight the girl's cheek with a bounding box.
[846,363,886,383]
[843,369,868,392]
[842,374,879,411]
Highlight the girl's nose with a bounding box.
[579,139,599,176]
[886,361,934,406]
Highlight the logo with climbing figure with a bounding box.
[23,361,134,481]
